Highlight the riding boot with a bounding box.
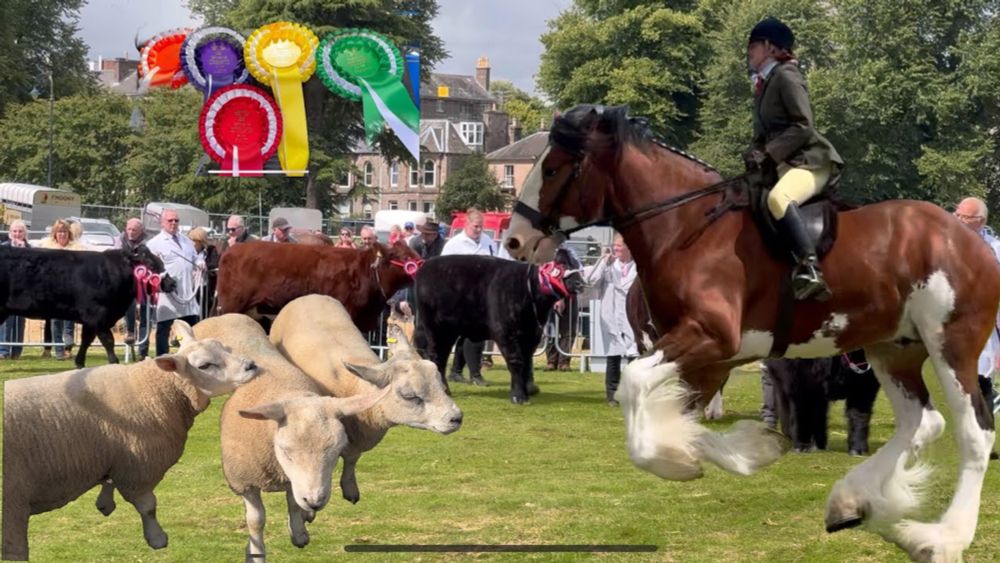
[846,408,872,456]
[778,203,832,302]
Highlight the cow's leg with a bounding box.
[826,343,936,535]
[96,326,119,366]
[425,330,459,394]
[96,480,117,516]
[73,324,98,368]
[500,336,534,405]
[846,369,880,455]
[117,486,168,549]
[242,488,267,563]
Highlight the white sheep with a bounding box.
[1,321,258,561]
[191,314,386,563]
[269,294,463,505]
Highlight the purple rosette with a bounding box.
[181,26,249,98]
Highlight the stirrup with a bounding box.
[791,262,832,301]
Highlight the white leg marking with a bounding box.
[703,391,724,420]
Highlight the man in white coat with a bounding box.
[441,208,496,386]
[584,233,638,406]
[955,197,1000,459]
[146,208,205,356]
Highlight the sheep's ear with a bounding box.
[327,387,390,418]
[154,354,181,372]
[172,320,196,345]
[239,401,287,424]
[343,361,391,388]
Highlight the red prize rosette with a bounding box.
[140,28,192,89]
[199,85,283,177]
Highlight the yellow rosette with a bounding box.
[244,22,318,176]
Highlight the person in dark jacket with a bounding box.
[745,17,843,301]
[119,218,151,358]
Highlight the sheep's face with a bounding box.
[239,391,387,512]
[156,338,259,397]
[381,354,463,434]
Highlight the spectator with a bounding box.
[545,243,581,371]
[403,221,417,244]
[120,218,150,359]
[441,208,496,386]
[360,225,378,249]
[222,215,253,252]
[583,234,638,406]
[147,209,204,356]
[0,220,29,360]
[40,219,85,360]
[262,217,296,243]
[388,224,404,245]
[389,220,446,318]
[954,196,1000,460]
[188,227,220,321]
[335,227,358,249]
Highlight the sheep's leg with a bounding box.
[242,488,267,563]
[284,488,310,548]
[339,453,362,504]
[95,481,116,516]
[118,488,167,549]
[2,497,29,561]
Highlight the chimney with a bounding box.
[509,117,523,143]
[475,56,490,91]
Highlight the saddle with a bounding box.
[709,170,852,262]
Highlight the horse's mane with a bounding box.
[551,104,717,173]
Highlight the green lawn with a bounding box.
[2,351,998,562]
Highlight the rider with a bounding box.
[744,17,843,301]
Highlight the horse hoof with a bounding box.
[826,515,863,533]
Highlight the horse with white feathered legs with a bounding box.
[505,104,999,563]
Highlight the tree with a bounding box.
[0,0,93,117]
[490,80,552,135]
[435,154,508,220]
[537,2,708,146]
[187,0,446,211]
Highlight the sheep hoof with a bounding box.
[291,530,310,548]
[146,531,168,549]
[96,499,116,516]
[342,490,360,504]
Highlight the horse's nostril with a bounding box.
[507,237,522,250]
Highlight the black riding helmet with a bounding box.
[748,17,794,51]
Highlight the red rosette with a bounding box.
[140,29,192,89]
[198,85,283,177]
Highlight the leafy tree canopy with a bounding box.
[435,154,508,220]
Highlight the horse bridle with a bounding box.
[515,146,746,240]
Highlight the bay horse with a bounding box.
[505,104,999,562]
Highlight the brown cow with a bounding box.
[217,241,421,332]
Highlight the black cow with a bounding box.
[0,245,174,368]
[414,249,584,404]
[765,350,880,455]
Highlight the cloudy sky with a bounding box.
[77,0,572,94]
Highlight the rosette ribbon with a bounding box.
[198,85,283,177]
[244,22,318,176]
[140,29,192,89]
[316,29,420,161]
[181,26,249,99]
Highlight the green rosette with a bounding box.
[316,29,419,160]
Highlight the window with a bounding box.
[423,160,436,187]
[503,164,515,189]
[388,200,398,210]
[408,201,418,211]
[410,165,420,188]
[460,122,484,147]
[363,162,374,185]
[363,204,373,219]
[436,99,444,113]
[389,162,399,187]
[423,202,434,214]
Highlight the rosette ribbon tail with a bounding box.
[359,74,420,161]
[271,67,309,176]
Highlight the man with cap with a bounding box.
[745,16,843,302]
[263,217,296,243]
[389,219,445,319]
[403,221,418,245]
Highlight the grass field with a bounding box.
[2,350,999,562]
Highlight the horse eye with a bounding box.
[544,168,558,178]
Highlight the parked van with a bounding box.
[373,210,430,241]
[269,207,323,232]
[142,202,210,235]
[0,183,82,240]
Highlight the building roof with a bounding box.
[486,131,549,162]
[421,73,495,102]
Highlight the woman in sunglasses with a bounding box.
[335,227,357,249]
